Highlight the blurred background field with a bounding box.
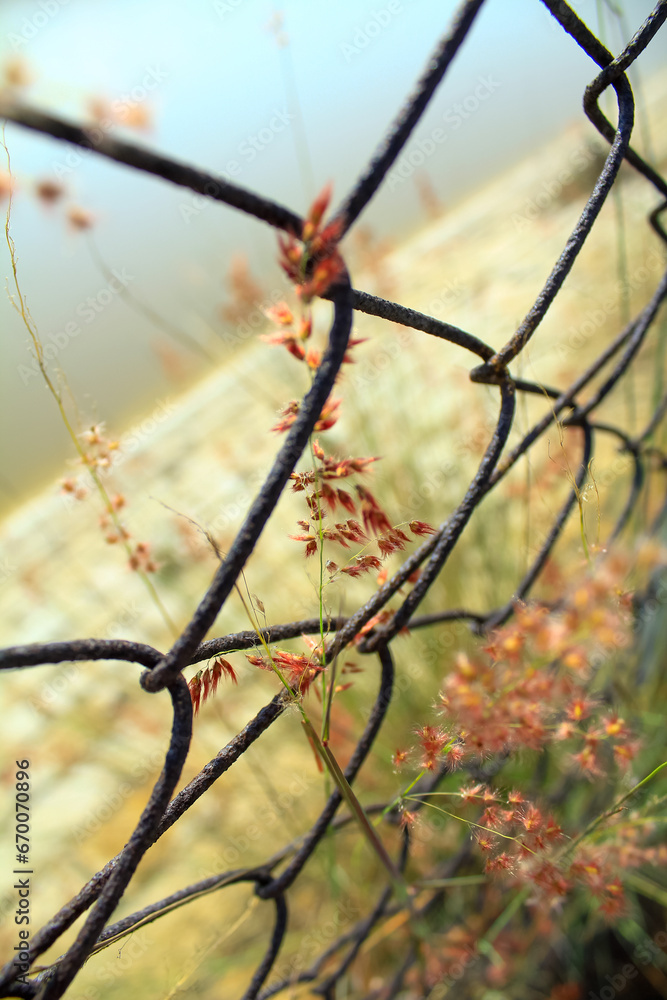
[1,5,667,998]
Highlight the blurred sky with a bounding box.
[0,0,665,515]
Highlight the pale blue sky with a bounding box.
[1,0,664,511]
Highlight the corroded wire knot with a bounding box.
[140,664,170,693]
[469,360,510,385]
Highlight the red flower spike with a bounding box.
[476,833,495,853]
[337,519,367,544]
[459,783,485,804]
[342,337,368,364]
[211,657,238,688]
[305,348,321,370]
[315,397,341,432]
[400,809,418,830]
[543,814,564,842]
[377,531,407,557]
[341,554,382,578]
[272,400,300,433]
[414,724,450,771]
[246,654,268,669]
[481,806,501,828]
[354,610,393,644]
[519,805,544,833]
[531,861,570,897]
[321,482,338,512]
[566,697,594,722]
[298,314,312,339]
[446,743,465,768]
[264,301,294,326]
[613,740,640,768]
[336,489,356,514]
[486,852,515,875]
[409,519,436,536]
[571,746,603,777]
[302,182,333,243]
[260,326,305,356]
[201,668,212,702]
[298,254,345,304]
[310,217,344,257]
[188,673,202,715]
[289,532,319,557]
[277,232,303,282]
[602,713,629,738]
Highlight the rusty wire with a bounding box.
[1,1,666,997]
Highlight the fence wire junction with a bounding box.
[1,1,667,997]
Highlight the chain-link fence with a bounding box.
[1,1,667,997]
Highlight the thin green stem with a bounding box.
[413,874,487,890]
[623,872,667,908]
[305,717,410,900]
[380,770,428,822]
[477,887,531,958]
[403,797,537,854]
[3,133,177,638]
[563,759,667,860]
[234,579,407,898]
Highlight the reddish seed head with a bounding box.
[212,657,238,687]
[67,205,94,230]
[35,178,65,204]
[566,697,594,721]
[188,673,202,715]
[476,833,495,853]
[409,519,436,536]
[264,301,294,326]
